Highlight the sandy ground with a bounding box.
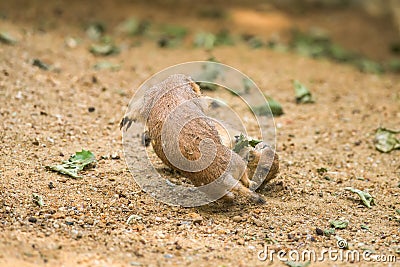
[1,1,400,266]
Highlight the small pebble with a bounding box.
[88,107,95,112]
[188,213,203,224]
[232,215,243,223]
[28,217,37,223]
[237,238,245,245]
[316,228,324,235]
[164,254,173,259]
[111,153,120,159]
[48,181,55,189]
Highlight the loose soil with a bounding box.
[1,1,399,266]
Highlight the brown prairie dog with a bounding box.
[121,74,278,204]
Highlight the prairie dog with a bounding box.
[121,74,266,204]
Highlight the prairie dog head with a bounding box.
[121,74,202,129]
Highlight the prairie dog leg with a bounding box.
[239,171,251,188]
[239,170,258,191]
[221,191,235,203]
[231,182,266,204]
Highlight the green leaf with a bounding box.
[354,59,384,74]
[86,22,106,41]
[387,59,400,73]
[118,18,138,35]
[93,61,121,71]
[294,80,314,104]
[251,96,283,117]
[89,43,119,56]
[126,214,142,224]
[361,224,371,231]
[245,36,264,49]
[233,134,249,153]
[285,261,310,267]
[46,149,96,178]
[233,134,262,153]
[242,78,253,94]
[0,31,17,45]
[249,139,262,147]
[316,167,328,175]
[196,82,218,91]
[374,127,400,153]
[345,187,375,208]
[266,96,284,116]
[195,63,221,84]
[32,193,44,207]
[328,44,355,62]
[117,17,148,36]
[323,228,335,236]
[194,30,233,49]
[330,219,348,229]
[32,59,50,71]
[194,32,217,50]
[215,29,234,46]
[162,25,187,39]
[197,8,226,19]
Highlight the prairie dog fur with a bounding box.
[121,74,266,204]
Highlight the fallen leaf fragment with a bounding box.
[294,80,314,104]
[345,187,375,208]
[374,127,400,153]
[46,149,96,178]
[32,193,44,207]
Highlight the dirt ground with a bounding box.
[1,1,400,266]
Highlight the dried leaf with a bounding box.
[354,59,384,74]
[89,43,119,56]
[127,214,142,224]
[117,17,149,36]
[251,96,283,117]
[162,25,187,39]
[374,127,400,153]
[197,8,226,19]
[93,61,121,71]
[194,32,216,50]
[361,224,371,231]
[32,59,50,70]
[345,187,375,208]
[285,261,310,267]
[86,22,105,41]
[316,167,328,175]
[294,80,314,104]
[0,31,17,45]
[196,82,218,91]
[32,193,44,207]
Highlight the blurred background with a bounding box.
[1,0,400,73]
